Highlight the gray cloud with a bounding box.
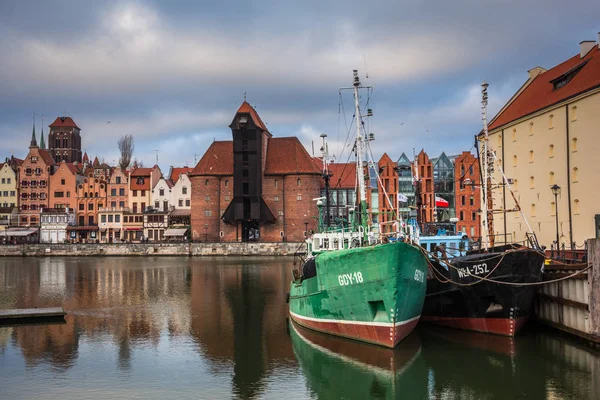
[1,0,599,170]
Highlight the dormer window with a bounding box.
[136,177,144,184]
[551,60,588,90]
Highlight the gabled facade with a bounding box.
[397,153,416,220]
[484,38,600,249]
[170,167,193,210]
[415,150,434,224]
[454,151,481,238]
[0,163,18,208]
[378,153,398,233]
[75,173,107,238]
[18,123,55,226]
[49,161,82,210]
[152,177,172,212]
[128,165,161,214]
[107,167,129,209]
[190,102,320,242]
[48,116,82,164]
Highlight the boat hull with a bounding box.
[289,242,428,348]
[422,247,545,336]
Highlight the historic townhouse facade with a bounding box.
[49,161,82,210]
[484,38,600,249]
[170,167,193,210]
[128,166,161,214]
[190,102,320,242]
[152,177,172,212]
[0,163,18,208]
[378,153,398,234]
[18,125,54,226]
[107,167,129,209]
[73,174,107,241]
[454,151,481,238]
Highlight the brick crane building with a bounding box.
[190,101,320,242]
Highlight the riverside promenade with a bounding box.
[0,242,304,257]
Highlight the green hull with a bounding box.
[289,242,428,348]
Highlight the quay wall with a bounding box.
[0,242,306,257]
[536,237,600,346]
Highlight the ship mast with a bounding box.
[352,70,370,239]
[320,133,334,230]
[480,82,493,250]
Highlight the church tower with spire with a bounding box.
[48,116,82,163]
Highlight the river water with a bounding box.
[0,257,598,400]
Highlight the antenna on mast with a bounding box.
[154,149,159,164]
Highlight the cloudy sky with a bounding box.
[1,0,599,172]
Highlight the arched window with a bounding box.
[225,180,229,187]
[274,179,278,188]
[571,137,578,152]
[529,176,535,189]
[205,179,209,186]
[574,199,580,214]
[572,167,578,182]
[549,144,554,157]
[296,178,301,186]
[549,171,555,185]
[512,155,517,167]
[549,114,554,129]
[529,150,534,163]
[512,128,517,142]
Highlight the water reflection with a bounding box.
[0,257,598,400]
[290,320,428,399]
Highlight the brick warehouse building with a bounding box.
[190,102,321,242]
[454,151,481,238]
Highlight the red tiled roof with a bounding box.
[49,116,80,130]
[130,167,153,177]
[38,149,55,165]
[65,162,81,175]
[191,141,234,176]
[170,167,192,183]
[327,163,357,189]
[264,137,321,175]
[489,46,600,130]
[236,101,268,132]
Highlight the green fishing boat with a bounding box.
[288,70,428,348]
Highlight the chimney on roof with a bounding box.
[528,66,547,79]
[580,40,595,58]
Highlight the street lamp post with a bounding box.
[204,224,208,242]
[551,184,561,255]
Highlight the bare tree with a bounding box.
[118,134,134,169]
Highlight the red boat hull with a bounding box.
[419,315,529,336]
[289,311,420,348]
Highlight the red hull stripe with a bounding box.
[289,311,420,348]
[420,316,529,336]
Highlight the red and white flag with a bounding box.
[435,196,449,208]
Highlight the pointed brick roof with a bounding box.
[93,156,100,167]
[489,46,600,130]
[264,137,320,175]
[49,116,80,130]
[235,101,268,132]
[82,152,89,163]
[191,141,234,176]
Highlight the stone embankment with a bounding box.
[0,242,306,257]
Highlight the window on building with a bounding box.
[159,189,164,196]
[111,201,116,208]
[278,210,284,216]
[225,180,229,187]
[274,196,279,202]
[7,178,10,184]
[111,188,117,196]
[108,215,113,223]
[1,178,5,184]
[178,199,183,207]
[204,210,211,217]
[572,137,578,152]
[225,195,230,201]
[133,190,137,197]
[155,201,159,209]
[55,191,64,198]
[119,188,125,196]
[512,128,517,142]
[469,196,474,206]
[529,150,534,163]
[297,194,302,201]
[79,203,84,210]
[472,212,476,221]
[205,180,209,186]
[274,179,278,188]
[119,201,125,208]
[205,195,210,201]
[573,167,578,182]
[88,203,94,210]
[185,199,190,207]
[88,215,94,225]
[115,215,121,223]
[513,155,517,167]
[101,215,107,223]
[460,211,464,221]
[141,190,145,196]
[116,176,121,184]
[461,196,465,206]
[549,144,555,157]
[549,114,554,129]
[297,178,301,186]
[61,178,65,185]
[182,186,188,195]
[529,176,535,189]
[529,122,534,136]
[141,202,146,211]
[10,191,15,197]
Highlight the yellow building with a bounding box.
[0,163,18,208]
[483,37,600,250]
